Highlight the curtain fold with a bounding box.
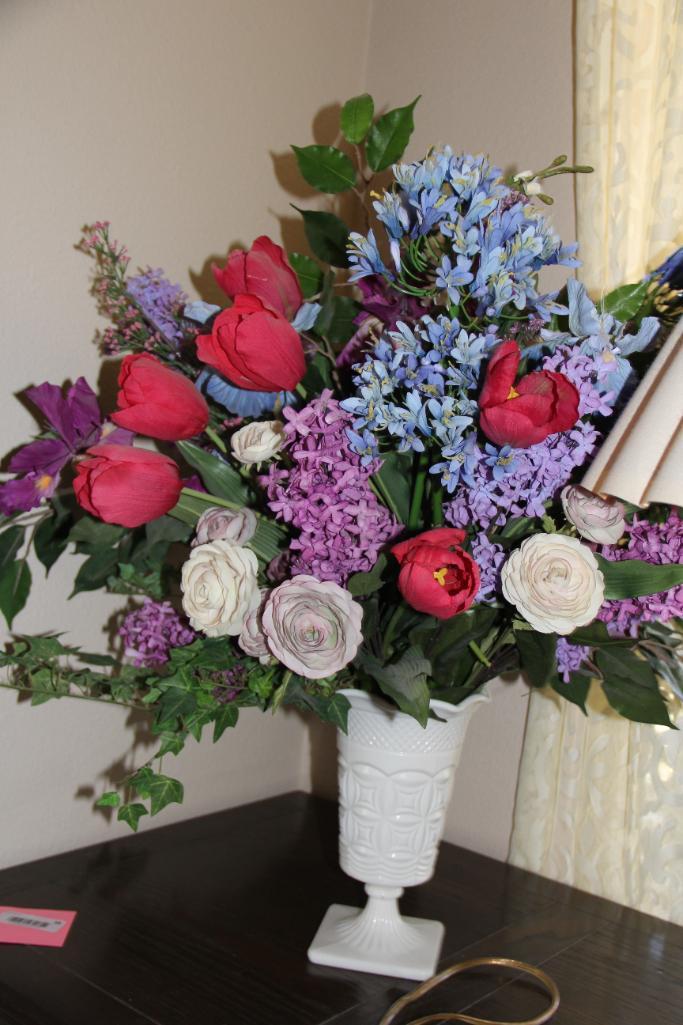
[509,0,683,924]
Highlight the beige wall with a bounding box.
[1,0,574,868]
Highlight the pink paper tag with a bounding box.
[0,905,77,947]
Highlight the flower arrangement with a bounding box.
[1,94,682,830]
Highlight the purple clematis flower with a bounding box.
[0,378,131,515]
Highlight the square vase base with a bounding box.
[307,903,445,981]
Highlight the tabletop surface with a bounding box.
[0,791,680,1024]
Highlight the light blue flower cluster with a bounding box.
[347,150,579,322]
[340,313,497,491]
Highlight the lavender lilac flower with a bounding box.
[598,513,683,636]
[119,599,195,667]
[127,268,187,345]
[471,532,505,604]
[261,390,399,584]
[556,637,590,683]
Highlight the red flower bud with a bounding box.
[212,236,303,319]
[392,527,480,620]
[74,445,183,527]
[479,340,579,448]
[110,354,209,441]
[196,294,306,393]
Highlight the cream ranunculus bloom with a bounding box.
[561,485,626,545]
[230,420,283,466]
[501,533,605,635]
[192,505,257,547]
[181,540,260,637]
[238,589,272,664]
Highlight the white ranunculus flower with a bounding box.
[501,533,605,635]
[181,540,259,637]
[192,506,257,547]
[561,485,626,545]
[238,589,272,664]
[230,421,283,466]
[261,575,363,679]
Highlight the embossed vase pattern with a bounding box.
[338,688,488,888]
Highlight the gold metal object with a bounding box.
[377,956,560,1025]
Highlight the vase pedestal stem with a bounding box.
[307,883,445,981]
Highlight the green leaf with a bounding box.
[360,646,431,726]
[321,296,362,344]
[290,690,351,732]
[168,490,215,526]
[373,451,413,524]
[366,96,420,172]
[348,553,387,597]
[499,516,537,540]
[596,555,683,599]
[324,692,350,732]
[154,687,196,730]
[341,93,375,144]
[291,144,356,193]
[213,703,239,742]
[117,803,148,832]
[156,731,187,757]
[602,280,651,322]
[69,518,125,552]
[429,607,498,687]
[0,560,31,628]
[515,629,557,688]
[34,513,70,573]
[596,647,674,726]
[289,253,323,298]
[249,517,287,564]
[0,525,24,574]
[96,791,121,808]
[293,207,350,267]
[176,441,248,504]
[145,516,192,545]
[71,547,120,596]
[569,621,633,647]
[551,671,591,713]
[148,773,184,816]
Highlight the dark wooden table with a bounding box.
[0,792,680,1024]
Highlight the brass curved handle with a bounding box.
[377,957,560,1025]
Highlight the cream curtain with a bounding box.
[509,0,683,924]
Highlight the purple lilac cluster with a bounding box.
[556,638,590,683]
[444,343,608,530]
[127,268,187,345]
[261,390,399,584]
[119,600,195,667]
[212,665,247,704]
[471,532,505,603]
[598,512,683,636]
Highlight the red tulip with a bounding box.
[479,340,579,448]
[392,527,480,620]
[74,445,183,527]
[212,236,303,319]
[196,294,306,392]
[110,354,209,441]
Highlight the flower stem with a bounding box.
[408,453,429,530]
[431,482,444,527]
[369,474,401,523]
[204,425,227,454]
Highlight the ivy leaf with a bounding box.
[0,560,31,628]
[348,553,387,597]
[156,731,187,758]
[291,144,356,194]
[602,280,651,322]
[117,803,148,832]
[340,93,374,144]
[515,628,557,688]
[155,687,196,730]
[596,647,674,726]
[366,96,420,172]
[148,773,184,816]
[596,555,683,600]
[95,791,121,808]
[289,253,323,298]
[213,703,239,742]
[293,207,350,267]
[176,441,248,504]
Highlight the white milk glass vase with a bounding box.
[308,686,489,981]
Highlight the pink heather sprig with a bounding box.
[119,599,196,667]
[598,512,683,636]
[261,390,399,585]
